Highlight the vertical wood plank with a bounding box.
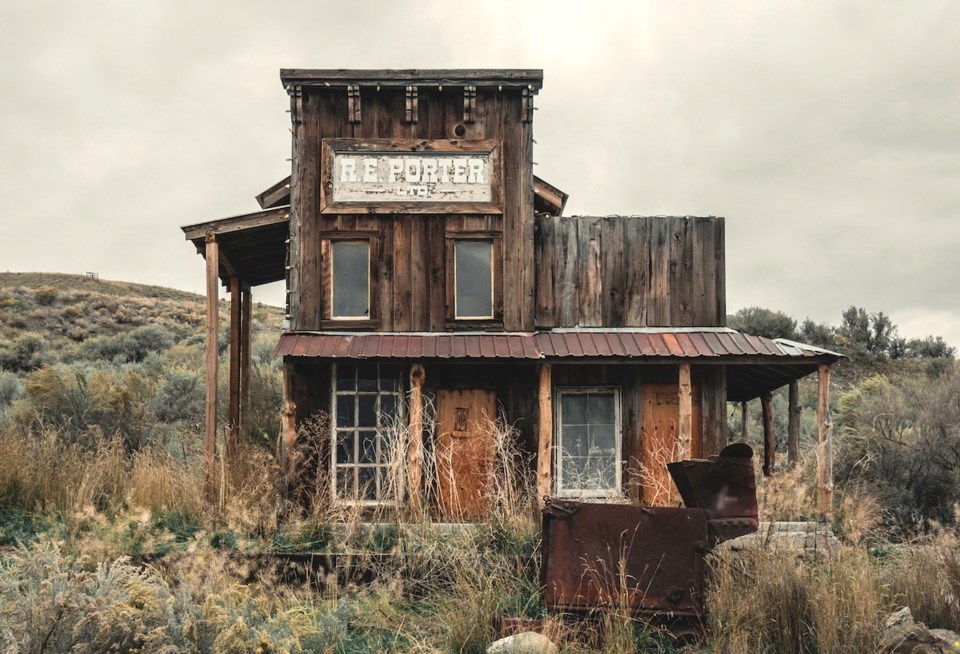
[577,217,602,326]
[204,234,219,505]
[761,394,775,476]
[280,361,298,507]
[240,283,251,434]
[534,215,556,327]
[623,217,649,326]
[297,90,322,329]
[410,215,428,330]
[501,91,523,330]
[601,216,625,326]
[788,380,800,468]
[407,365,425,510]
[556,216,579,326]
[536,363,553,502]
[678,364,693,461]
[716,217,726,324]
[393,218,412,329]
[379,218,395,330]
[817,364,833,517]
[428,216,446,331]
[741,401,749,441]
[518,109,536,330]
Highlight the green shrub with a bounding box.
[34,285,59,306]
[0,370,23,408]
[152,367,204,424]
[0,332,48,372]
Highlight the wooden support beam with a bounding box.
[406,365,426,510]
[280,362,297,506]
[678,364,693,461]
[536,363,553,502]
[204,234,219,505]
[227,275,241,465]
[761,394,775,476]
[787,380,800,468]
[240,282,252,431]
[741,401,749,442]
[817,363,834,518]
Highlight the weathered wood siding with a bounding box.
[534,215,725,328]
[288,85,534,332]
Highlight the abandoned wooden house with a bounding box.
[182,69,841,519]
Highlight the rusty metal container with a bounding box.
[540,443,758,618]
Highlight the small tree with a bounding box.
[728,307,797,340]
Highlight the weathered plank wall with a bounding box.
[289,85,534,332]
[534,215,725,328]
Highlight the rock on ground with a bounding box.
[879,606,960,654]
[487,631,559,654]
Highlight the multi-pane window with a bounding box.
[556,388,621,498]
[454,240,493,319]
[331,241,370,319]
[332,363,403,503]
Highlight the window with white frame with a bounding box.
[332,363,403,503]
[331,240,370,319]
[555,388,621,498]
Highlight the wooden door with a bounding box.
[436,389,497,520]
[640,384,701,506]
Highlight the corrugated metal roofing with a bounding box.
[274,330,841,361]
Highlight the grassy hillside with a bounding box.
[1,275,959,652]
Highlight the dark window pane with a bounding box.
[563,425,589,457]
[336,467,355,498]
[336,396,355,427]
[336,432,355,464]
[358,467,376,500]
[588,393,615,425]
[357,365,378,391]
[379,394,398,421]
[561,395,587,426]
[335,365,355,391]
[332,241,369,318]
[378,365,400,390]
[591,423,617,454]
[455,241,493,318]
[359,431,377,463]
[358,395,377,427]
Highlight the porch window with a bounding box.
[331,240,370,319]
[454,240,493,319]
[332,363,403,503]
[556,388,621,498]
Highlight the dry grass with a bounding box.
[883,531,960,630]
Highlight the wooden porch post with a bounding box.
[740,401,749,442]
[227,275,241,465]
[787,380,800,468]
[536,363,553,502]
[280,362,297,501]
[204,233,219,504]
[240,282,252,435]
[406,365,426,510]
[678,364,693,460]
[761,393,774,476]
[817,363,834,518]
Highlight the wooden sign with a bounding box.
[321,139,503,214]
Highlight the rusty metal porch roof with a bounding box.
[274,328,841,362]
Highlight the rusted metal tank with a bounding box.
[540,443,759,618]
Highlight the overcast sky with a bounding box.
[1,0,958,347]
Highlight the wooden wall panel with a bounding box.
[290,85,533,332]
[534,215,726,328]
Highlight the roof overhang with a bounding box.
[181,206,290,287]
[279,68,543,91]
[275,329,842,401]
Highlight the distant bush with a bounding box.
[0,371,23,408]
[152,367,204,424]
[33,285,58,306]
[728,306,797,340]
[834,364,960,532]
[76,325,175,364]
[0,332,48,372]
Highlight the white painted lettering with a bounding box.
[436,158,452,183]
[468,158,484,184]
[422,159,437,183]
[363,158,378,183]
[340,159,357,183]
[453,159,467,183]
[388,158,404,183]
[406,158,422,183]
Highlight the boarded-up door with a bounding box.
[640,384,701,506]
[436,389,497,520]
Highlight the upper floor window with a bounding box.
[331,240,370,319]
[453,239,494,320]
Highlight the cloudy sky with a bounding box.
[2,1,958,346]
